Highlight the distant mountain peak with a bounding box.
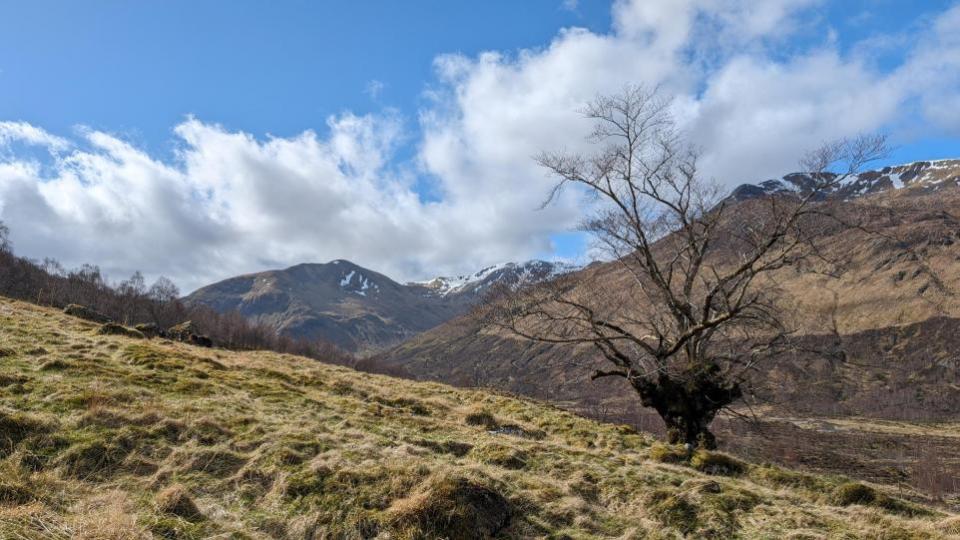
[413,259,583,297]
[187,258,584,352]
[730,159,960,202]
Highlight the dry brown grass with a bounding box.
[0,297,955,538]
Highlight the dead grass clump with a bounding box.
[78,408,140,429]
[180,448,247,477]
[464,409,499,430]
[57,435,135,480]
[748,465,830,492]
[690,450,746,476]
[0,463,35,506]
[470,443,528,470]
[646,488,699,535]
[70,491,150,540]
[186,418,233,445]
[828,482,930,517]
[38,359,72,371]
[831,482,878,506]
[122,344,184,371]
[19,433,71,471]
[0,347,15,357]
[156,484,203,521]
[411,438,473,457]
[939,516,960,535]
[566,471,600,501]
[284,465,333,499]
[648,443,690,464]
[97,323,145,339]
[149,419,186,443]
[0,410,51,458]
[382,473,511,540]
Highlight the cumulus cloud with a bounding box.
[0,113,577,292]
[1,0,958,291]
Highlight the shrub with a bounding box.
[382,473,511,540]
[156,484,203,521]
[690,450,746,476]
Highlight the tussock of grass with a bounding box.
[690,449,746,476]
[464,409,500,429]
[0,409,51,458]
[156,484,203,520]
[0,297,952,539]
[831,481,934,517]
[648,442,690,464]
[470,443,528,470]
[96,323,145,339]
[382,472,511,540]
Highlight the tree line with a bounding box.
[0,221,351,364]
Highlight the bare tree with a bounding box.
[485,85,888,448]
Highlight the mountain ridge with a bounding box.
[185,258,583,352]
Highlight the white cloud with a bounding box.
[0,122,69,151]
[1,0,958,292]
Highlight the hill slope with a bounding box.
[0,297,954,538]
[185,259,580,352]
[378,162,960,493]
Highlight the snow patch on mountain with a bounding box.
[730,159,960,202]
[340,269,380,296]
[414,260,582,297]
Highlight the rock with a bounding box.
[134,323,165,339]
[63,304,111,324]
[167,321,214,348]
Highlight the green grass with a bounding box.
[0,297,954,538]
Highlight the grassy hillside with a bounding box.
[0,297,955,539]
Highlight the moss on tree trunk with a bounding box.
[631,369,741,450]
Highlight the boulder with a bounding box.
[63,304,111,324]
[167,321,214,348]
[134,323,165,339]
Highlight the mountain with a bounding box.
[185,259,581,352]
[376,159,960,492]
[729,159,960,201]
[0,296,952,538]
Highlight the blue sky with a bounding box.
[0,1,958,291]
[0,1,609,155]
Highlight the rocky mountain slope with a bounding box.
[729,159,960,201]
[185,259,581,352]
[0,297,954,538]
[376,159,960,493]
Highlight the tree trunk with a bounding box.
[630,370,741,450]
